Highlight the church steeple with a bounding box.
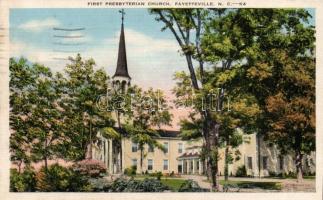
[113,9,131,80]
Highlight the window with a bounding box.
[279,155,284,170]
[163,159,169,170]
[247,157,253,169]
[163,142,169,154]
[178,162,183,173]
[132,142,138,152]
[178,143,183,153]
[132,159,137,167]
[196,160,199,171]
[262,156,268,170]
[148,159,153,170]
[148,144,154,152]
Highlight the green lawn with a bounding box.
[270,176,315,180]
[161,179,187,191]
[220,180,282,190]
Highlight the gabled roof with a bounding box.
[157,129,180,138]
[178,152,200,159]
[101,127,180,139]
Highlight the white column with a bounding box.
[109,140,113,174]
[181,160,184,174]
[192,159,195,174]
[199,160,202,174]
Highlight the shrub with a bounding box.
[149,171,163,180]
[178,179,206,192]
[235,165,247,177]
[109,178,168,192]
[286,171,296,178]
[124,166,137,176]
[134,178,168,192]
[72,159,107,178]
[88,178,111,192]
[10,167,36,192]
[36,164,91,192]
[110,178,129,192]
[269,171,277,177]
[170,171,175,177]
[304,171,316,176]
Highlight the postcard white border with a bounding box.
[0,0,322,200]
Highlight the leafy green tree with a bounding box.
[201,8,315,181]
[59,54,115,160]
[10,58,35,171]
[150,8,223,190]
[124,86,172,173]
[10,58,64,171]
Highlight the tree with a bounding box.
[150,8,223,190]
[59,54,115,161]
[173,69,259,181]
[124,86,172,173]
[200,8,315,181]
[231,9,314,182]
[10,58,64,171]
[10,55,117,173]
[10,58,35,171]
[200,9,262,180]
[262,51,315,181]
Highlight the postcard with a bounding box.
[0,0,322,200]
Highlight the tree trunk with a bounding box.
[18,160,22,173]
[119,140,123,173]
[44,139,48,172]
[208,122,220,191]
[140,148,143,174]
[44,156,48,172]
[295,132,303,182]
[88,118,93,160]
[114,111,123,173]
[296,150,303,182]
[224,139,229,181]
[257,133,261,178]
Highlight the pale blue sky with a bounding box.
[10,8,187,92]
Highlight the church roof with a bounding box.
[106,127,180,138]
[178,152,200,159]
[113,23,131,79]
[157,130,180,138]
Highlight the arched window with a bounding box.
[121,81,127,93]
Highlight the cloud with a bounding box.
[81,28,186,89]
[10,29,188,130]
[10,40,68,71]
[103,28,179,54]
[59,31,93,43]
[18,18,61,33]
[10,28,187,89]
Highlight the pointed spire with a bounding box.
[113,9,130,79]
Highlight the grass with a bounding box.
[220,180,282,190]
[160,179,187,191]
[304,176,315,180]
[270,175,315,180]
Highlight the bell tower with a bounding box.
[112,9,131,93]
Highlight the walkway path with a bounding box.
[179,175,315,192]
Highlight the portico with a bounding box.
[177,152,204,175]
